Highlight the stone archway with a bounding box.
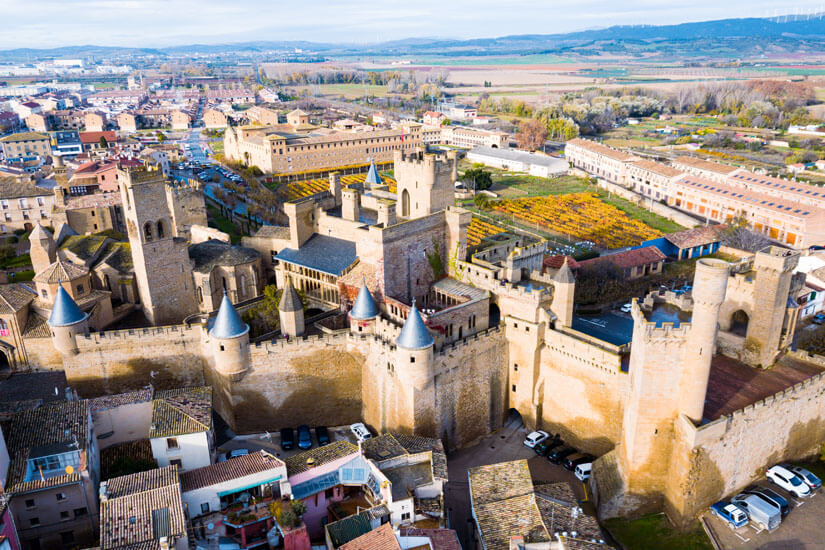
[730,309,749,337]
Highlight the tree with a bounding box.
[720,213,772,253]
[99,135,109,149]
[515,119,548,151]
[463,165,493,191]
[156,131,166,143]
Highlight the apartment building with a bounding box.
[0,133,51,160]
[224,122,423,174]
[671,155,744,183]
[440,125,508,149]
[625,159,684,201]
[669,174,825,248]
[564,138,638,184]
[0,182,53,233]
[726,171,825,210]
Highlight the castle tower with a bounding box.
[29,223,56,275]
[349,279,379,335]
[394,302,436,434]
[342,188,360,222]
[209,293,250,379]
[746,246,799,367]
[679,258,729,422]
[329,172,342,206]
[394,149,456,219]
[551,257,575,328]
[119,165,198,325]
[48,283,89,356]
[445,206,472,276]
[278,278,305,338]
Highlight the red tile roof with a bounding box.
[399,528,461,550]
[579,246,666,270]
[664,225,724,249]
[339,523,402,550]
[180,451,285,492]
[543,255,580,271]
[79,131,118,144]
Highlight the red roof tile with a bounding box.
[543,255,580,271]
[579,246,666,270]
[340,523,402,550]
[79,131,118,144]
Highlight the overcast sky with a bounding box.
[3,0,825,49]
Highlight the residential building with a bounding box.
[466,147,568,178]
[171,110,190,130]
[87,90,146,108]
[206,88,255,104]
[422,111,445,127]
[624,159,683,201]
[78,131,118,152]
[23,114,50,133]
[671,155,743,183]
[83,112,106,132]
[67,160,119,194]
[203,109,228,129]
[0,112,19,133]
[287,109,310,127]
[180,451,288,548]
[0,182,53,233]
[0,133,50,160]
[440,126,508,149]
[98,466,187,550]
[564,138,638,184]
[52,131,83,158]
[116,112,137,133]
[641,226,723,261]
[246,106,281,126]
[445,104,477,121]
[578,246,667,280]
[149,387,215,472]
[324,507,390,550]
[0,499,22,550]
[4,401,99,550]
[339,523,401,550]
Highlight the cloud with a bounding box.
[1,0,824,49]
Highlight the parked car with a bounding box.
[280,427,295,451]
[534,437,563,456]
[316,426,330,446]
[731,493,781,531]
[574,462,592,482]
[227,448,249,459]
[350,422,372,442]
[547,446,577,465]
[786,465,822,491]
[813,313,825,325]
[620,303,633,313]
[766,465,811,498]
[524,430,550,448]
[564,453,595,472]
[709,501,749,530]
[743,485,790,518]
[297,425,312,450]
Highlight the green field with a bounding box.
[604,514,712,550]
[207,205,244,244]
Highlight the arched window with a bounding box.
[156,220,165,239]
[401,189,410,217]
[143,222,153,242]
[240,275,247,298]
[197,287,203,303]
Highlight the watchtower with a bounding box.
[394,149,457,219]
[747,246,799,366]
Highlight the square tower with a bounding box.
[118,164,198,325]
[394,149,457,219]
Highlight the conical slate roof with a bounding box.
[554,257,575,284]
[48,284,88,327]
[279,278,302,313]
[364,162,382,185]
[396,301,434,350]
[350,279,379,320]
[210,294,249,339]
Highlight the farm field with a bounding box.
[273,171,397,201]
[492,193,664,249]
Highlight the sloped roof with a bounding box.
[396,302,433,350]
[279,278,302,313]
[150,387,212,438]
[34,259,88,284]
[350,279,379,320]
[285,440,359,476]
[553,257,576,284]
[0,283,36,314]
[180,450,285,492]
[275,235,357,277]
[59,234,110,262]
[326,510,373,549]
[28,222,52,242]
[47,284,88,327]
[364,162,382,185]
[578,246,666,271]
[252,225,290,239]
[664,225,723,250]
[98,241,134,273]
[392,433,448,481]
[0,181,51,199]
[209,294,249,340]
[339,523,401,550]
[188,239,260,273]
[399,528,461,550]
[0,132,48,142]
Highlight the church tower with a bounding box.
[118,164,197,325]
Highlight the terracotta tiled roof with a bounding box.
[339,523,402,550]
[89,388,153,413]
[566,138,637,162]
[33,259,89,284]
[391,433,448,481]
[100,466,186,550]
[534,484,608,546]
[630,159,683,178]
[0,283,36,314]
[673,156,741,175]
[543,255,580,271]
[150,387,212,439]
[578,246,666,271]
[0,181,51,199]
[285,440,359,476]
[469,460,549,550]
[663,225,723,250]
[180,451,285,492]
[399,528,461,550]
[3,400,90,493]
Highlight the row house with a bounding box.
[0,182,53,233]
[564,138,638,184]
[671,155,744,183]
[624,159,684,201]
[439,126,508,149]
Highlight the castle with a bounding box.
[2,148,824,527]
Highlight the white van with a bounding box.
[350,422,372,442]
[732,493,781,531]
[574,463,592,481]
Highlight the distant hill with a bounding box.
[2,15,825,62]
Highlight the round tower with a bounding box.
[278,278,305,338]
[209,293,250,380]
[395,301,434,389]
[48,283,89,357]
[679,258,730,422]
[349,278,379,335]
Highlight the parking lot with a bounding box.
[705,478,824,549]
[217,425,360,462]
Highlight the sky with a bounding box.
[2,0,825,49]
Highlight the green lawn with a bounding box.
[604,514,712,550]
[598,194,686,234]
[0,253,31,269]
[9,270,34,282]
[207,205,244,244]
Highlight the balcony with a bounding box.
[222,500,274,528]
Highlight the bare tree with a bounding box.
[515,119,548,151]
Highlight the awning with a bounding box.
[217,475,282,498]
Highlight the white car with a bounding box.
[574,462,592,481]
[350,422,372,442]
[766,465,811,498]
[620,303,633,313]
[524,430,550,448]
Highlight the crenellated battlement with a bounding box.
[78,323,202,347]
